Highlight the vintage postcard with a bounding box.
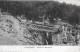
[0,0,80,52]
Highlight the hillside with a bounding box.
[0,1,80,45]
[0,1,80,24]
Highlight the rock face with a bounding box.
[0,13,79,45]
[0,36,18,45]
[0,14,22,45]
[0,14,45,45]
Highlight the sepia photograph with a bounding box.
[0,0,80,46]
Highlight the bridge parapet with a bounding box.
[20,22,59,32]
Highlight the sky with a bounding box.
[53,0,80,6]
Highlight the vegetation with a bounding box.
[0,1,80,45]
[0,1,80,25]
